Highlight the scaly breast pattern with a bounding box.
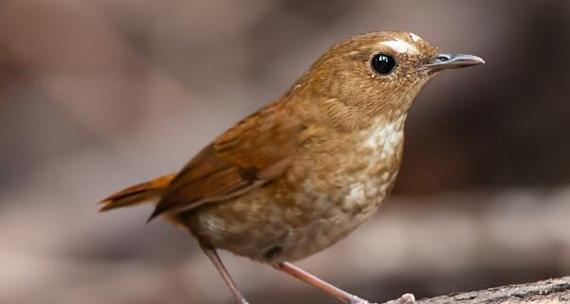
[191,117,405,263]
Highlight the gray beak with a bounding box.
[422,53,485,72]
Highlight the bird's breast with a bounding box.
[189,117,406,262]
[254,117,406,261]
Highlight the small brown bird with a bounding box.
[100,31,484,304]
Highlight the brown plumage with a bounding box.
[99,173,174,211]
[100,31,484,304]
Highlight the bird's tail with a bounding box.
[99,174,175,212]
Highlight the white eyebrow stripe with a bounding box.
[410,33,422,43]
[380,39,419,55]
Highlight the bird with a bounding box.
[99,31,484,304]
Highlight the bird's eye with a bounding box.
[371,54,396,75]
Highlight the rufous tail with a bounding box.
[99,174,175,212]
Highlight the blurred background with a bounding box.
[1,1,569,303]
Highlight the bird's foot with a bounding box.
[348,295,377,304]
[384,293,415,304]
[348,292,415,304]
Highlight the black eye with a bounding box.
[371,53,396,75]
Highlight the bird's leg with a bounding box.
[272,262,377,304]
[201,246,250,304]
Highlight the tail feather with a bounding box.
[99,174,175,212]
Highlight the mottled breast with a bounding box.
[188,116,406,263]
[277,116,405,261]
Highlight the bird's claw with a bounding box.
[349,295,377,304]
[384,293,415,304]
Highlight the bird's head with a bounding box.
[293,31,484,130]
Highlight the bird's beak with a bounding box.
[422,53,485,72]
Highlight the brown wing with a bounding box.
[148,101,301,220]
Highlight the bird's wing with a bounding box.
[149,101,301,220]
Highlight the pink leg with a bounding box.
[202,247,249,304]
[273,262,415,304]
[272,262,373,304]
